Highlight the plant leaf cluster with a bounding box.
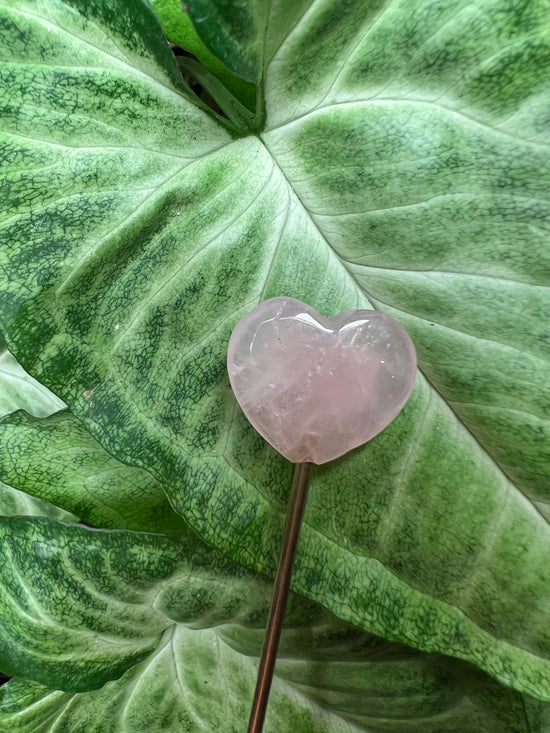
[0,0,549,729]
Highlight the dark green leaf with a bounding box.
[149,0,257,110]
[183,0,266,83]
[0,516,545,732]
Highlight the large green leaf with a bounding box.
[0,516,544,732]
[0,516,287,691]
[0,410,189,534]
[0,653,542,733]
[1,0,549,699]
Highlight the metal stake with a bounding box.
[247,462,312,733]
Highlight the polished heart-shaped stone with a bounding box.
[227,297,417,464]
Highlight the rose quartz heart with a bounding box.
[227,297,416,464]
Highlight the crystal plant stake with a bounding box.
[227,297,416,732]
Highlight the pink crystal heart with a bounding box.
[227,297,417,464]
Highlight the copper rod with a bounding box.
[247,462,312,733]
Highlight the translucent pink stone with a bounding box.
[227,297,417,464]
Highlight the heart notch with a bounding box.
[228,297,416,464]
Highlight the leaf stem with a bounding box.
[177,57,258,134]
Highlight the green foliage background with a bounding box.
[0,0,549,729]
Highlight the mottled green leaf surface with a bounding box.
[0,516,292,691]
[1,0,550,700]
[0,410,189,534]
[0,650,541,733]
[0,346,186,533]
[0,516,543,732]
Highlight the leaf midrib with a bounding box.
[264,98,550,153]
